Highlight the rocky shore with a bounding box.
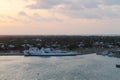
[73,48,107,55]
[96,48,120,58]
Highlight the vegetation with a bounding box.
[0,35,120,52]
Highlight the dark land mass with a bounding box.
[0,35,120,56]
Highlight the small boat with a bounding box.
[116,64,120,68]
[23,47,78,56]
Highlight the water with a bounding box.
[0,54,120,80]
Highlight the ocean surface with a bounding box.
[0,54,120,80]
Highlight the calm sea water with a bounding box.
[0,54,120,80]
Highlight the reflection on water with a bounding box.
[0,54,120,80]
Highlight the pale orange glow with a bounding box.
[0,0,25,14]
[0,0,120,35]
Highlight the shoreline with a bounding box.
[0,53,23,56]
[0,48,109,56]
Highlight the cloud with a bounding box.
[18,11,62,22]
[57,5,120,19]
[26,0,120,19]
[19,11,27,16]
[6,16,21,22]
[102,0,120,5]
[30,13,62,22]
[27,0,64,9]
[27,0,100,9]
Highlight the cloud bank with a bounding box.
[27,0,120,19]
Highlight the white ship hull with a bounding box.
[24,52,77,56]
[24,47,78,56]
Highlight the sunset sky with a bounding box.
[0,0,120,35]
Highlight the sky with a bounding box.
[0,0,120,35]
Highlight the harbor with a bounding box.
[0,54,120,80]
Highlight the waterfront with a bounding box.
[0,54,120,80]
